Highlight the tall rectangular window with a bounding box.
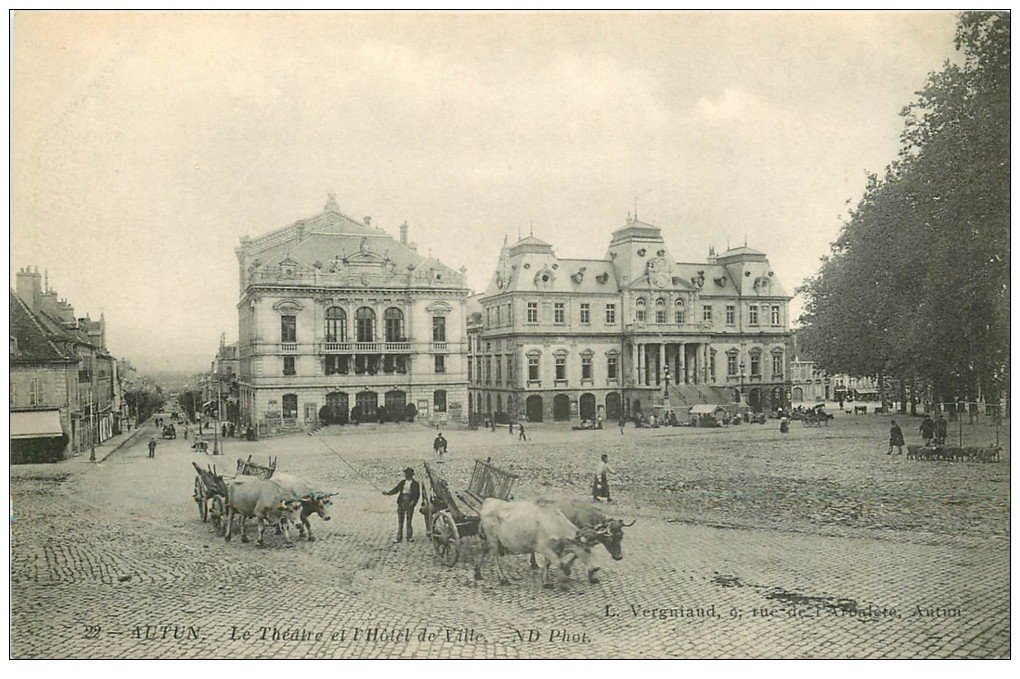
[581,355,593,380]
[748,305,759,325]
[495,355,502,383]
[772,354,783,376]
[432,316,446,342]
[605,304,616,324]
[607,356,618,380]
[702,305,713,322]
[771,305,781,326]
[580,303,590,324]
[485,358,491,383]
[727,354,737,376]
[710,353,716,381]
[527,302,538,323]
[281,315,297,342]
[433,390,447,413]
[528,356,540,381]
[434,355,446,374]
[283,356,296,375]
[750,354,761,376]
[467,360,472,381]
[554,303,565,324]
[726,305,735,325]
[555,356,566,381]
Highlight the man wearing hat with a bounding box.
[383,467,421,543]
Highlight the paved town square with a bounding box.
[10,413,1009,659]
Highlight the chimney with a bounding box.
[15,266,42,310]
[707,246,718,265]
[399,221,408,246]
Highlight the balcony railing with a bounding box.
[319,341,412,353]
[280,342,298,352]
[432,341,448,352]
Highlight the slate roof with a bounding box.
[9,291,75,363]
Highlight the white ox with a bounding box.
[270,472,337,542]
[531,498,635,583]
[224,477,303,548]
[474,499,598,588]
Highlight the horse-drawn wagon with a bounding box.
[420,458,519,567]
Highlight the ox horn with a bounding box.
[621,519,636,527]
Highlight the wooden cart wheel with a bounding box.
[431,510,460,567]
[211,495,226,534]
[195,477,208,522]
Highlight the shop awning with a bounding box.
[10,410,65,439]
[690,404,725,414]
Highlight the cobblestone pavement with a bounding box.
[10,414,1010,658]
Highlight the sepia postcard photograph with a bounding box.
[7,9,1010,660]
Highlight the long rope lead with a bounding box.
[308,433,388,493]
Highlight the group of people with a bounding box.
[888,413,949,455]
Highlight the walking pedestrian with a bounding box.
[935,413,949,445]
[518,423,526,441]
[433,432,448,463]
[508,421,514,436]
[888,419,904,455]
[919,415,934,447]
[382,467,420,543]
[593,454,613,502]
[147,437,157,459]
[619,418,626,434]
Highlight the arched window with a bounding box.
[355,307,376,343]
[674,299,686,324]
[383,307,404,342]
[635,298,647,323]
[324,307,346,342]
[655,298,667,324]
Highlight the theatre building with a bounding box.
[236,195,469,436]
[466,216,793,424]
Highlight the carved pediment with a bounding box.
[426,300,453,315]
[272,299,305,312]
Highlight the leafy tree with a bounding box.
[798,12,1009,407]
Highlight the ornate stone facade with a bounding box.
[236,196,469,436]
[467,217,793,424]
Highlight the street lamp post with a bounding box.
[739,361,746,415]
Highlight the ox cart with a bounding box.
[192,455,278,532]
[420,458,519,567]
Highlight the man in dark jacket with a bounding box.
[919,415,935,447]
[888,419,905,455]
[383,467,420,543]
[935,414,949,445]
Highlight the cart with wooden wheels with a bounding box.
[192,461,229,533]
[420,459,519,568]
[236,455,277,479]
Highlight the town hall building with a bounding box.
[466,215,793,424]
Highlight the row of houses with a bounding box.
[10,267,131,463]
[233,196,795,435]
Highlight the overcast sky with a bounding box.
[11,11,960,374]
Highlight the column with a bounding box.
[636,343,643,387]
[678,342,686,384]
[658,343,665,386]
[703,344,710,384]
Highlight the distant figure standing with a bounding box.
[382,467,420,543]
[935,414,949,445]
[593,453,613,502]
[221,423,227,439]
[779,415,790,434]
[619,418,626,434]
[919,415,934,447]
[147,437,157,459]
[518,423,526,441]
[888,419,904,455]
[508,421,514,436]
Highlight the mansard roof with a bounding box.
[238,197,466,289]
